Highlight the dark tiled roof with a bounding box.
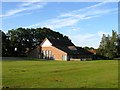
[88,50,96,54]
[48,38,74,47]
[76,47,93,55]
[48,38,79,54]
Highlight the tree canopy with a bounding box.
[83,46,95,50]
[1,27,70,57]
[97,30,120,59]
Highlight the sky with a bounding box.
[1,1,118,48]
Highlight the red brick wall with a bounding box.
[41,46,67,61]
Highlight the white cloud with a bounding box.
[97,31,111,37]
[27,2,117,29]
[0,8,26,17]
[59,1,106,17]
[41,17,80,29]
[70,31,111,48]
[20,0,43,7]
[0,2,47,18]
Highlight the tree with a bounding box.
[97,34,106,56]
[1,30,11,56]
[116,34,120,57]
[97,30,119,59]
[84,46,95,50]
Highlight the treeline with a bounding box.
[1,27,120,59]
[97,30,120,59]
[1,27,70,57]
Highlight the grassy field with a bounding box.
[2,60,118,88]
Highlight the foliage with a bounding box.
[2,27,70,57]
[0,30,11,56]
[2,60,118,88]
[84,46,95,50]
[97,30,120,59]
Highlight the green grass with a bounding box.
[2,60,118,88]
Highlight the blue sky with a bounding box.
[1,1,118,48]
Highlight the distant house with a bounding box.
[28,38,94,61]
[76,47,94,60]
[88,50,96,55]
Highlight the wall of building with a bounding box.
[69,54,93,61]
[28,48,40,59]
[78,55,93,60]
[41,46,67,61]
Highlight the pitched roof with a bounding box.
[76,47,93,55]
[88,50,96,54]
[48,38,74,46]
[47,38,79,54]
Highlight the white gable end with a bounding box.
[41,39,52,47]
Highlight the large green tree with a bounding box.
[116,34,120,57]
[97,30,119,59]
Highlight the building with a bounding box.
[76,47,94,60]
[88,49,96,55]
[28,38,94,61]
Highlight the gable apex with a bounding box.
[40,38,52,47]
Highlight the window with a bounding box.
[49,50,52,58]
[42,50,52,59]
[46,50,49,58]
[42,50,46,59]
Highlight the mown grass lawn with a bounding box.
[2,60,118,88]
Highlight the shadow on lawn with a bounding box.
[2,57,55,61]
